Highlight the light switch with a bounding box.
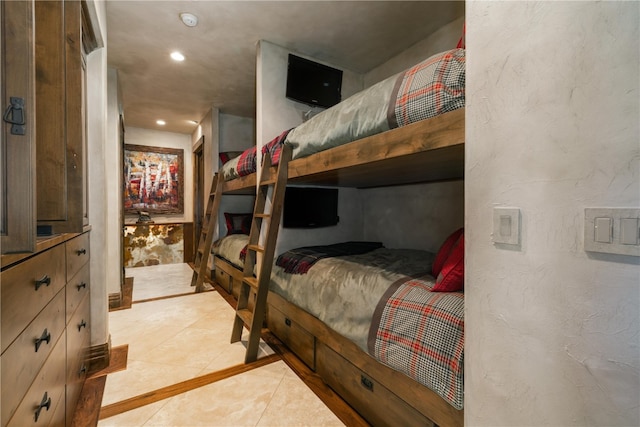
[594,217,612,243]
[585,208,640,256]
[493,207,520,246]
[620,218,639,245]
[500,215,512,237]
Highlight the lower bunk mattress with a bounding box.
[212,234,249,269]
[269,246,465,410]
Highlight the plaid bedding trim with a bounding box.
[276,241,383,274]
[236,146,257,177]
[262,128,292,166]
[388,48,465,129]
[368,275,464,409]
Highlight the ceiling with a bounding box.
[106,1,464,134]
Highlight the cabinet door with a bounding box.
[0,0,36,254]
[35,0,84,233]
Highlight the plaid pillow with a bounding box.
[390,48,465,128]
[236,147,257,176]
[219,151,243,165]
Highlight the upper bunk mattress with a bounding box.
[221,48,465,181]
[285,48,465,160]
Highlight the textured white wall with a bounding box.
[86,0,109,347]
[466,2,639,425]
[218,113,255,238]
[364,15,464,87]
[256,40,365,255]
[363,181,464,252]
[360,14,465,252]
[105,68,122,297]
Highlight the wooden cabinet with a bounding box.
[1,231,91,427]
[0,0,37,253]
[1,0,98,253]
[35,0,95,234]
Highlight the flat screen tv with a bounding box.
[286,54,343,109]
[283,187,339,228]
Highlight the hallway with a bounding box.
[96,263,346,426]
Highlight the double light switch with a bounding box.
[585,208,640,256]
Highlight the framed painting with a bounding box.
[124,144,184,214]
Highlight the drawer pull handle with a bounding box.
[34,329,51,352]
[77,282,87,291]
[76,248,87,256]
[34,275,51,291]
[78,320,87,331]
[34,392,51,422]
[284,318,292,327]
[361,375,374,392]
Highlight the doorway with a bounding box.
[193,136,205,253]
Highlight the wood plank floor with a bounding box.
[72,278,366,426]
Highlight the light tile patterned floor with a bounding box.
[99,263,343,426]
[126,263,195,302]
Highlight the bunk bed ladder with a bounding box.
[231,144,292,363]
[191,174,223,292]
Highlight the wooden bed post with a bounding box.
[231,144,292,363]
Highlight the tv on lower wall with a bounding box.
[286,54,343,109]
[283,187,339,228]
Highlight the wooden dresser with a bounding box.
[1,230,91,427]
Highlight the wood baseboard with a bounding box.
[109,276,133,311]
[87,339,111,375]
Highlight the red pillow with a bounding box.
[432,228,464,277]
[432,233,464,292]
[224,212,252,236]
[456,23,466,49]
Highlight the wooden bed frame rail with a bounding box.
[267,290,464,427]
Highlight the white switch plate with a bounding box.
[493,207,520,245]
[584,208,640,256]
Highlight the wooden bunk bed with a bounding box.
[197,48,466,427]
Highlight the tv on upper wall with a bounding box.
[283,187,339,228]
[286,54,343,109]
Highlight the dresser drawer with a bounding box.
[65,232,90,282]
[5,335,66,427]
[67,295,90,369]
[1,243,66,353]
[267,304,315,370]
[316,342,433,427]
[214,265,232,294]
[66,262,90,324]
[1,289,65,425]
[66,302,89,427]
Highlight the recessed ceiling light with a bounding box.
[189,120,198,125]
[170,51,185,62]
[180,12,198,27]
[156,120,166,125]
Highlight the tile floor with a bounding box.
[99,263,344,426]
[126,263,195,302]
